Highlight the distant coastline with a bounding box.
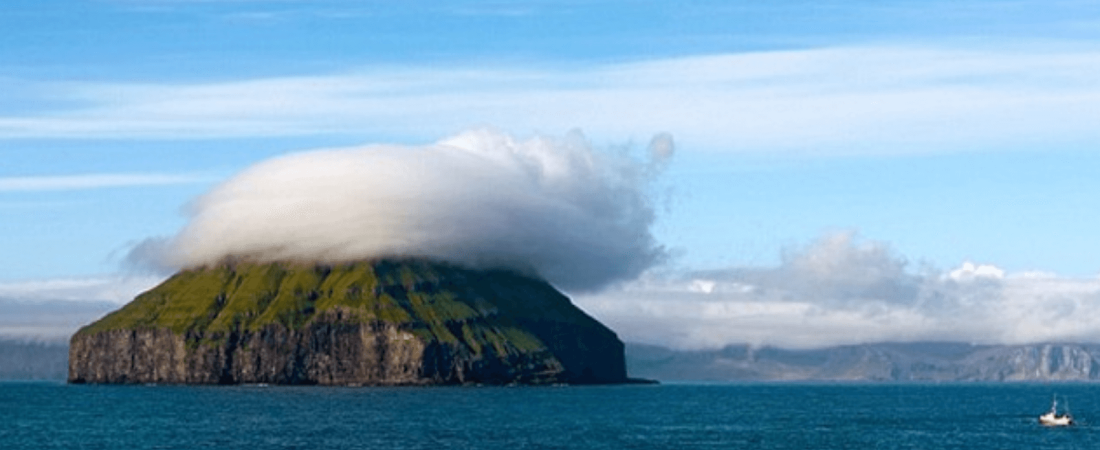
[0,338,68,381]
[627,342,1100,382]
[10,338,1100,383]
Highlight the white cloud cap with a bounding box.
[131,129,671,292]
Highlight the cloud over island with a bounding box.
[129,129,673,292]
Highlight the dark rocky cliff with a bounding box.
[69,260,628,385]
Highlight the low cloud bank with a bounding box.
[0,299,118,342]
[0,275,163,340]
[130,129,672,292]
[577,232,1100,350]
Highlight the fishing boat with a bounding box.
[1038,396,1073,427]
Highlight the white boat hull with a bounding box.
[1039,412,1073,427]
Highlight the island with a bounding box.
[69,259,632,385]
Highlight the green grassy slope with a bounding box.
[77,259,602,356]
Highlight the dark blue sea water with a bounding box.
[2,382,1098,449]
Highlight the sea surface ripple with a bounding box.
[2,382,1097,449]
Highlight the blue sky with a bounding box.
[4,0,1100,347]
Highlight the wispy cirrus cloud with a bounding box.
[3,45,1100,155]
[0,275,164,304]
[0,173,208,192]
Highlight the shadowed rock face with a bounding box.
[69,260,627,385]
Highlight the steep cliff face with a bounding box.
[69,260,627,385]
[963,344,1100,381]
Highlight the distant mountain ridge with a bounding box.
[0,338,68,380]
[626,342,1100,382]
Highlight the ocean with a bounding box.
[2,382,1097,449]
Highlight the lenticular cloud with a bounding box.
[132,129,672,292]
